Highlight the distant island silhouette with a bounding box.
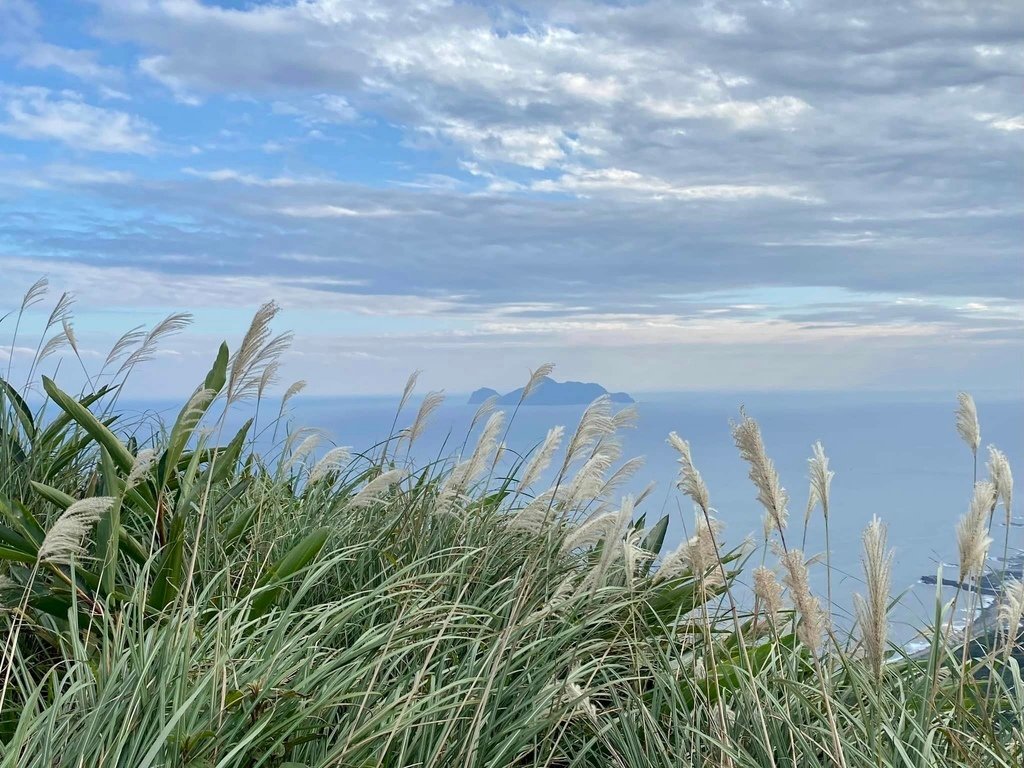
[468,377,634,406]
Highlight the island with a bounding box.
[468,377,634,406]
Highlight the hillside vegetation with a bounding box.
[0,281,1021,767]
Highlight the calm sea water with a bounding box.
[124,391,1023,644]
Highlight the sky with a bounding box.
[0,0,1021,398]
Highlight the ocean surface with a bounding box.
[123,390,1023,645]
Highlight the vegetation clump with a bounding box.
[0,280,1021,767]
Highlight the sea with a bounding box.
[123,390,1023,646]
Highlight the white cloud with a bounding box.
[533,167,815,202]
[0,86,155,153]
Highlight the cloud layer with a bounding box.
[0,0,1021,395]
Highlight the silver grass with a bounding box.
[469,394,499,431]
[398,370,421,414]
[561,443,620,510]
[404,391,445,448]
[987,446,1013,518]
[226,302,292,403]
[45,291,74,331]
[957,481,995,581]
[803,486,819,531]
[667,432,710,514]
[103,325,146,368]
[38,497,115,564]
[38,328,70,362]
[61,319,78,356]
[595,456,646,501]
[276,379,307,422]
[508,489,556,533]
[779,549,827,653]
[611,404,638,432]
[443,411,505,500]
[521,362,555,401]
[731,409,789,538]
[257,361,281,400]
[956,392,981,457]
[349,469,407,508]
[753,566,784,626]
[562,509,620,552]
[20,277,48,311]
[808,441,833,520]
[635,480,657,507]
[309,446,353,483]
[519,426,564,490]
[182,387,217,424]
[852,516,893,681]
[562,396,615,469]
[997,580,1024,647]
[656,512,724,585]
[582,495,635,592]
[120,312,193,373]
[126,449,158,489]
[283,431,324,472]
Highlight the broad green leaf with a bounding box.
[0,376,35,438]
[42,376,133,473]
[249,527,330,618]
[642,514,670,557]
[95,447,122,596]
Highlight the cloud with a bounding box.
[0,86,155,153]
[0,0,1020,393]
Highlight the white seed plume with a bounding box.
[562,396,615,469]
[404,391,445,448]
[257,360,280,400]
[808,441,833,520]
[997,580,1024,647]
[521,362,555,401]
[469,394,499,431]
[667,432,710,514]
[519,426,564,490]
[226,302,292,403]
[126,448,158,489]
[120,312,193,373]
[440,411,504,503]
[731,409,789,538]
[38,497,115,565]
[508,489,555,533]
[62,319,78,356]
[279,379,307,413]
[595,456,645,501]
[987,446,1013,519]
[349,469,407,508]
[779,549,827,654]
[852,516,893,681]
[956,392,980,457]
[283,431,324,472]
[398,370,421,414]
[956,481,995,581]
[635,480,657,507]
[20,276,48,311]
[611,405,638,432]
[562,509,620,552]
[583,495,635,591]
[309,446,353,483]
[38,328,70,362]
[657,512,724,586]
[753,566,784,626]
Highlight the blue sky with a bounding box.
[0,0,1021,397]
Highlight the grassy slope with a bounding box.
[0,294,1021,767]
